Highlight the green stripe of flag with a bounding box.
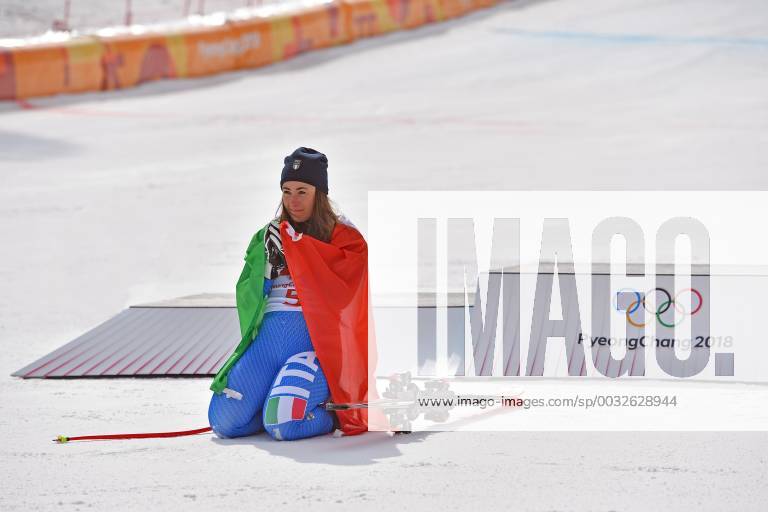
[265,397,280,425]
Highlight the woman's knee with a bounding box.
[264,423,288,441]
[211,425,234,439]
[208,393,265,438]
[263,408,334,441]
[260,350,332,440]
[210,410,264,439]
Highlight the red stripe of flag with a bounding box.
[292,397,307,420]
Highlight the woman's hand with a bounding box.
[283,220,303,241]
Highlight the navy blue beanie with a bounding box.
[280,147,329,194]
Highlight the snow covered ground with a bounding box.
[2,0,768,509]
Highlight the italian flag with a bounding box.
[281,220,380,435]
[265,396,307,425]
[211,219,389,435]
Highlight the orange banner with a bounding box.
[11,45,68,99]
[97,34,180,91]
[0,0,501,100]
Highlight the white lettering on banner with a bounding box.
[197,32,261,59]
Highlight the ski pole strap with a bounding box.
[54,426,212,443]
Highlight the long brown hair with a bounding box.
[278,190,338,243]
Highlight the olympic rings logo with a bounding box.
[614,288,703,328]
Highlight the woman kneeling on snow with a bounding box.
[208,147,371,441]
